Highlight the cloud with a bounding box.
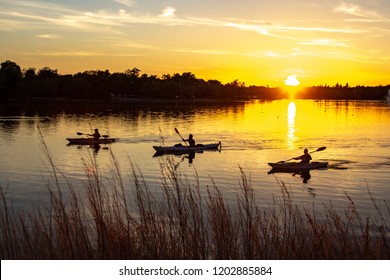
[114,0,135,8]
[334,2,381,18]
[159,6,177,18]
[0,0,366,37]
[171,48,230,55]
[19,49,144,57]
[1,0,78,16]
[299,39,347,47]
[35,34,61,39]
[0,18,25,30]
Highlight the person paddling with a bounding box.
[294,148,312,163]
[184,134,195,147]
[92,128,101,141]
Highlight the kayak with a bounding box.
[268,161,328,172]
[66,137,116,145]
[153,142,221,155]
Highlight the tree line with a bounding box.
[0,60,388,102]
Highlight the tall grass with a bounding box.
[0,138,389,259]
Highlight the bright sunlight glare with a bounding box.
[285,75,300,86]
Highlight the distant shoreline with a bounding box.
[1,96,248,105]
[1,60,389,103]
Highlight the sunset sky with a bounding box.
[1,0,389,87]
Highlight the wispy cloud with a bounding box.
[1,0,79,16]
[0,0,387,66]
[19,49,144,57]
[114,0,135,8]
[35,34,61,39]
[227,21,364,38]
[0,18,25,30]
[170,48,230,55]
[299,38,348,47]
[0,0,367,36]
[334,2,382,19]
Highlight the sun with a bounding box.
[284,75,300,87]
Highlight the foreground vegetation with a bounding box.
[1,60,389,102]
[0,139,389,260]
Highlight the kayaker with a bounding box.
[92,128,101,141]
[184,134,195,147]
[294,148,312,163]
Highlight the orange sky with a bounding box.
[1,0,389,87]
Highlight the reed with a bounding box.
[0,140,389,259]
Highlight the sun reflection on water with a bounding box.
[287,101,297,149]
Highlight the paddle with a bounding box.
[278,146,326,163]
[76,132,110,138]
[174,128,188,146]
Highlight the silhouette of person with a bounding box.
[92,128,101,141]
[294,148,312,163]
[184,134,195,147]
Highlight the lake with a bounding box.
[1,99,390,218]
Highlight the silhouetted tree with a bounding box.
[0,60,22,99]
[225,79,246,99]
[124,68,140,78]
[23,68,36,80]
[64,76,93,99]
[38,67,58,78]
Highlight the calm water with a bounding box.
[1,99,390,217]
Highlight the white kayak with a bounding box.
[153,142,221,155]
[268,161,328,172]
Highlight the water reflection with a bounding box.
[296,170,311,183]
[154,150,199,164]
[66,143,112,154]
[387,89,390,104]
[287,101,297,148]
[171,152,197,165]
[268,169,311,183]
[93,143,101,154]
[267,169,316,197]
[186,152,196,164]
